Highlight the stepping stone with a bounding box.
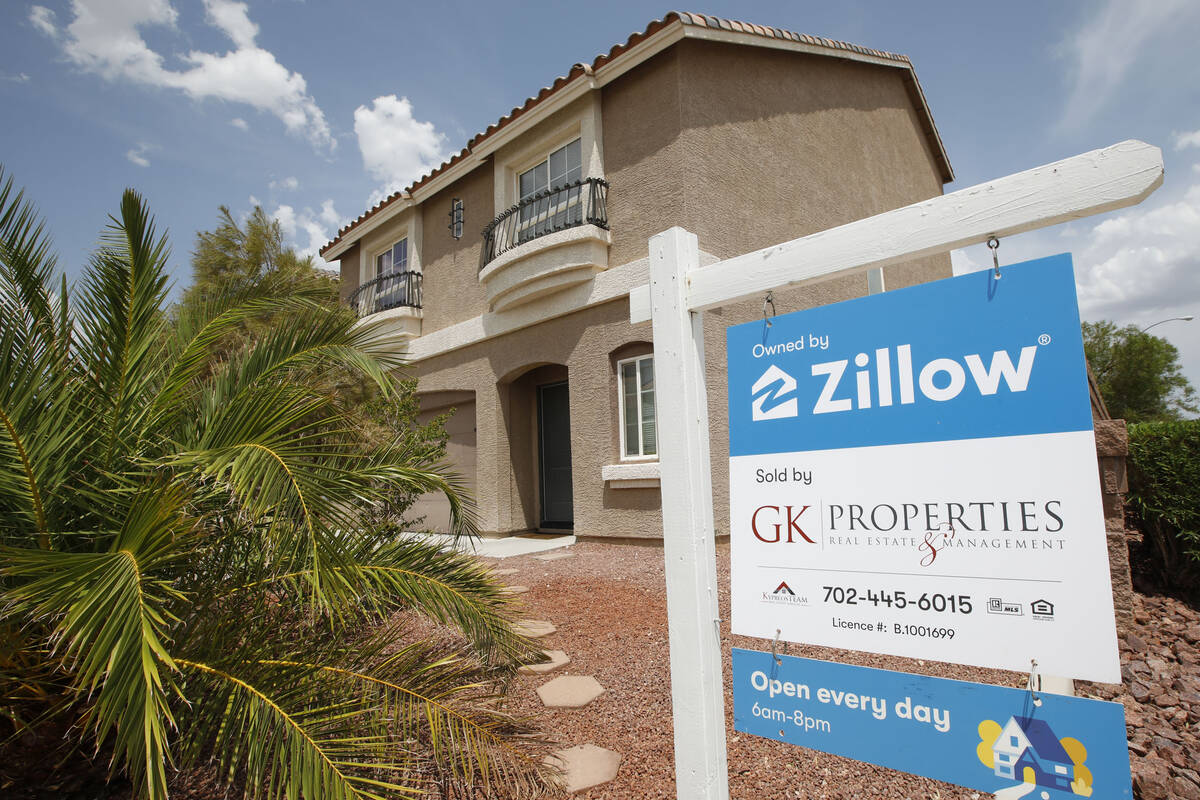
[519,650,571,674]
[491,567,519,575]
[537,675,605,708]
[543,743,621,794]
[501,585,529,595]
[512,620,556,638]
[535,551,574,561]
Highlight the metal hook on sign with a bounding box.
[987,236,1002,280]
[771,629,783,664]
[1027,658,1042,706]
[763,292,776,328]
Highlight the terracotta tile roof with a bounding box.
[321,11,951,257]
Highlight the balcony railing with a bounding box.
[348,270,422,318]
[480,177,609,270]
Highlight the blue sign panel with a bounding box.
[726,254,1093,457]
[732,648,1132,798]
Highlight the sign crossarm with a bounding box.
[629,139,1163,322]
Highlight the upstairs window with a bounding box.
[518,138,582,241]
[618,354,656,459]
[374,237,410,310]
[376,238,408,276]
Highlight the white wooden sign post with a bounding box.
[640,140,1163,800]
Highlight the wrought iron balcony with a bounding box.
[480,177,608,270]
[348,270,422,318]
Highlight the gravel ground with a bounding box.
[492,538,1198,800]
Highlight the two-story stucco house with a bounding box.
[320,12,954,539]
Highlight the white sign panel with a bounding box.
[726,255,1120,682]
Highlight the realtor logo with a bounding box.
[761,580,808,607]
[1030,599,1055,621]
[987,597,1022,616]
[751,364,798,421]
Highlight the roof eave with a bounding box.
[321,11,954,257]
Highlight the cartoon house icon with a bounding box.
[992,716,1073,789]
[1030,599,1054,616]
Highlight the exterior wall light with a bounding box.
[449,198,464,240]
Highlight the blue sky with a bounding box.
[3,0,1200,387]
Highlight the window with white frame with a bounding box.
[517,138,582,242]
[618,354,656,458]
[376,238,408,276]
[374,238,409,310]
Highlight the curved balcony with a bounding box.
[478,178,610,311]
[348,270,423,340]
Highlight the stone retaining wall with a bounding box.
[1095,418,1134,628]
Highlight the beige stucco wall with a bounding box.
[407,390,477,532]
[419,160,494,334]
[602,47,685,268]
[338,243,360,304]
[670,39,953,533]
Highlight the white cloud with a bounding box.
[1058,0,1195,126]
[230,117,248,131]
[125,142,151,167]
[272,200,343,271]
[0,72,31,83]
[205,0,257,50]
[273,204,296,236]
[38,0,333,151]
[354,95,447,203]
[247,194,260,208]
[1175,130,1200,150]
[29,5,58,37]
[269,176,299,192]
[1071,184,1200,320]
[317,198,339,229]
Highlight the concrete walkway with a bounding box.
[403,531,576,559]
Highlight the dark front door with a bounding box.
[537,381,573,529]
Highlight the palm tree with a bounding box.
[0,171,556,799]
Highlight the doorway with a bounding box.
[537,381,573,529]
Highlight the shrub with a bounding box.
[1126,419,1200,593]
[0,173,554,799]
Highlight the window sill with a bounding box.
[601,461,660,489]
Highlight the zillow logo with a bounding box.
[752,365,798,421]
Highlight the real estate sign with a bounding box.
[726,255,1120,682]
[731,648,1132,797]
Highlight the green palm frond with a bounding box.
[152,293,319,426]
[263,644,556,798]
[0,167,62,347]
[2,486,192,798]
[238,535,543,668]
[336,537,542,667]
[177,658,422,800]
[75,190,173,470]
